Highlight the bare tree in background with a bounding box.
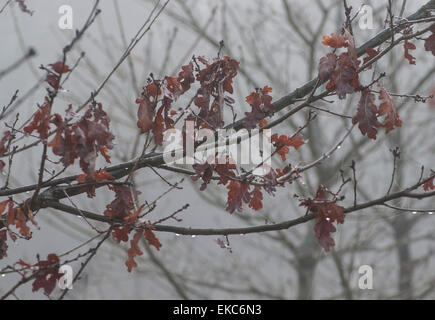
[0,0,435,300]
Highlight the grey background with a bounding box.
[0,0,434,299]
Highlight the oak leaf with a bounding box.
[244,86,275,129]
[192,162,215,191]
[31,254,62,295]
[330,52,360,99]
[300,186,345,251]
[226,181,250,214]
[352,89,380,139]
[144,227,162,250]
[104,185,140,219]
[322,33,347,48]
[24,99,52,140]
[112,226,131,243]
[249,186,263,211]
[271,133,305,161]
[378,85,402,134]
[177,62,195,93]
[318,53,337,81]
[403,40,416,65]
[125,230,143,272]
[423,172,435,191]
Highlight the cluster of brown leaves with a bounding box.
[110,204,162,272]
[23,98,52,140]
[17,254,62,295]
[244,86,275,129]
[123,226,162,272]
[133,55,294,215]
[319,30,360,99]
[76,169,114,198]
[163,54,309,215]
[136,55,239,146]
[103,185,162,272]
[193,56,239,129]
[226,181,251,214]
[318,31,405,140]
[190,133,304,214]
[190,156,252,213]
[300,186,345,252]
[271,133,305,161]
[104,185,141,219]
[352,85,402,140]
[0,199,37,259]
[226,181,268,213]
[24,61,114,176]
[48,103,114,176]
[0,62,79,262]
